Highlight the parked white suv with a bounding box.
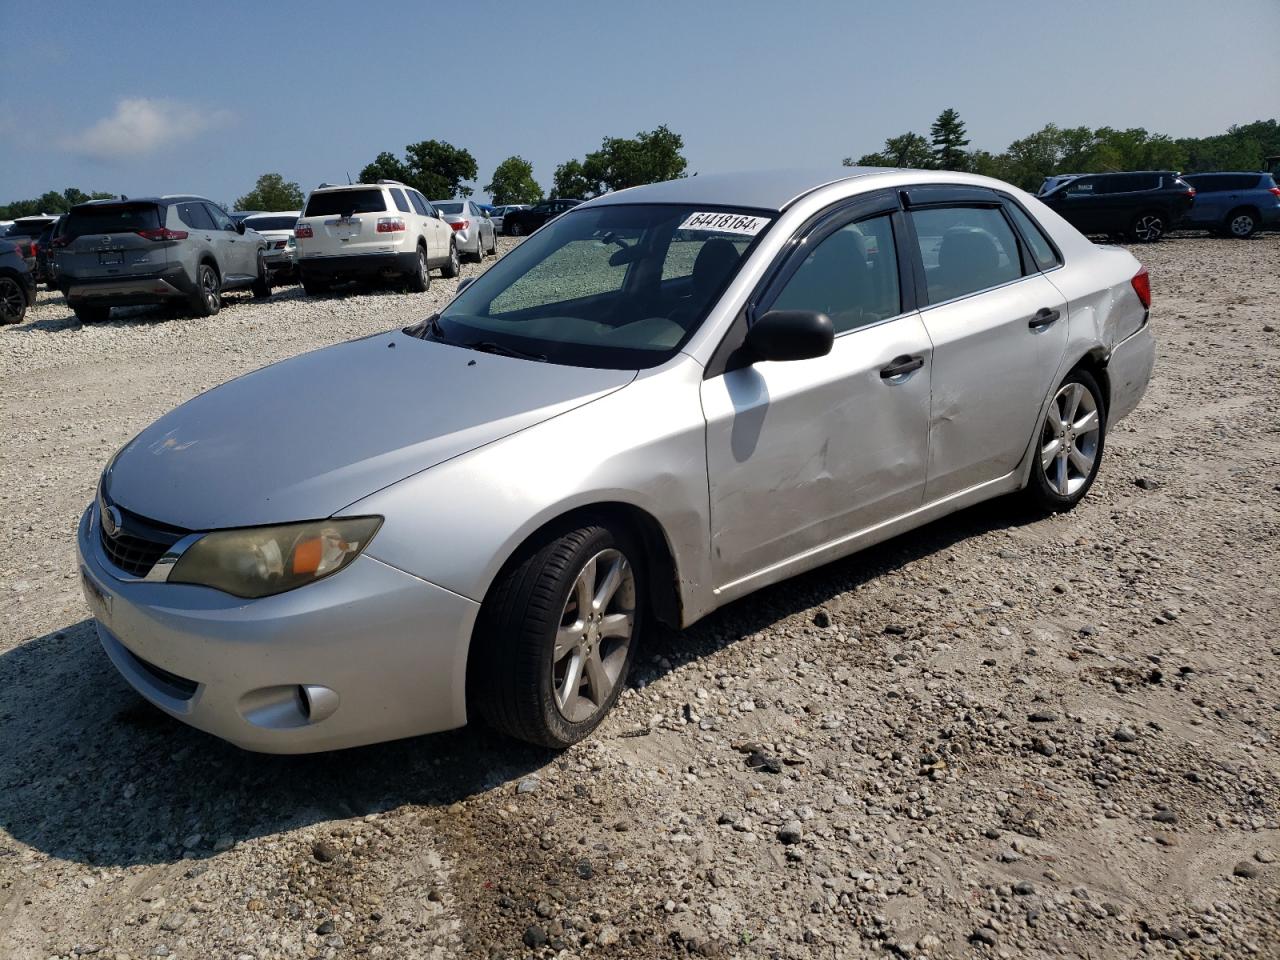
[295,181,459,295]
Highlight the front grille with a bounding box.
[98,497,189,578]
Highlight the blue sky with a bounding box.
[1,0,1275,207]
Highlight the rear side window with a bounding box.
[1005,202,1061,271]
[769,214,901,333]
[910,206,1023,304]
[1191,173,1264,191]
[304,189,387,217]
[177,202,216,230]
[407,192,429,216]
[63,204,161,239]
[389,188,411,213]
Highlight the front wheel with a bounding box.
[1128,212,1166,243]
[1225,209,1257,239]
[251,254,272,299]
[406,246,430,292]
[441,240,460,279]
[1025,370,1106,513]
[473,523,642,748]
[190,263,221,316]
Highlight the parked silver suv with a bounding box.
[55,196,271,323]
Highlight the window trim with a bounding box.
[999,194,1064,273]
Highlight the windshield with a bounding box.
[427,203,771,369]
[64,204,161,239]
[244,215,298,232]
[435,202,464,215]
[303,189,386,217]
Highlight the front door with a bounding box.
[904,202,1069,500]
[701,203,931,592]
[205,203,256,280]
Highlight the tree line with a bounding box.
[7,116,1275,220]
[849,110,1280,191]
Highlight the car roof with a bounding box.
[71,195,209,210]
[583,168,893,213]
[244,210,301,219]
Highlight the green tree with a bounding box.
[847,132,933,168]
[554,125,687,198]
[930,108,971,171]
[484,156,543,205]
[552,159,595,199]
[234,172,305,211]
[360,141,478,199]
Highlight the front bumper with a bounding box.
[299,251,418,282]
[64,264,194,307]
[76,504,479,753]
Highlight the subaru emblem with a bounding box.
[103,505,123,539]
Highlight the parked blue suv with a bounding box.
[1180,172,1280,238]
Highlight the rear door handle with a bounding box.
[880,355,925,379]
[1028,307,1060,330]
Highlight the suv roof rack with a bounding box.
[375,179,407,186]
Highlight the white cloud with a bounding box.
[67,98,233,160]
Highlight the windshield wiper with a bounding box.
[462,340,548,363]
[404,314,446,341]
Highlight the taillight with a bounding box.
[273,240,287,250]
[136,227,188,241]
[376,217,406,233]
[1184,187,1196,198]
[30,242,39,257]
[295,223,314,238]
[449,219,470,232]
[1131,266,1151,309]
[1269,187,1280,198]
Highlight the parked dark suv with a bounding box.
[55,196,270,323]
[1180,172,1280,238]
[502,198,582,236]
[1038,171,1195,242]
[0,239,37,325]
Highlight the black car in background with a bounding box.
[33,216,65,287]
[2,215,60,269]
[0,239,37,324]
[1038,171,1195,242]
[502,198,582,236]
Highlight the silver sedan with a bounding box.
[77,169,1154,752]
[430,199,496,262]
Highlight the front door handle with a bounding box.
[880,355,925,379]
[1028,307,1060,330]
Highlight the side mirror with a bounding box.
[456,277,475,294]
[744,310,833,363]
[235,220,246,234]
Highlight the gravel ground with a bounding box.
[1,233,1277,960]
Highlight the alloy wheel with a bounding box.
[1229,214,1255,238]
[201,267,219,311]
[552,548,636,723]
[0,277,24,323]
[418,249,427,284]
[1041,381,1100,497]
[450,244,459,275]
[1133,215,1164,242]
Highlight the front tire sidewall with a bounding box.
[442,241,460,278]
[406,246,430,292]
[191,264,220,316]
[475,524,643,749]
[1026,370,1107,513]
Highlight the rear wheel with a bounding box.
[1224,209,1258,239]
[1024,369,1106,513]
[190,263,221,316]
[474,523,642,748]
[406,245,430,292]
[441,240,460,278]
[251,254,272,299]
[1128,212,1166,242]
[73,304,111,323]
[470,234,484,263]
[0,276,26,324]
[509,221,523,237]
[487,228,497,255]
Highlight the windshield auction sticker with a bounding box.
[677,212,770,236]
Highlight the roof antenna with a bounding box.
[346,171,353,184]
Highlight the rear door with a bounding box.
[903,193,1069,500]
[57,203,170,283]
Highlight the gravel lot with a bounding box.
[1,233,1277,960]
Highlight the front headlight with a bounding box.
[168,517,382,599]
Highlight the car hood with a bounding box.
[105,331,635,530]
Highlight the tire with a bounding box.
[189,262,221,317]
[1024,369,1106,513]
[509,221,523,237]
[487,228,497,255]
[1128,212,1166,243]
[301,277,331,297]
[470,234,484,263]
[473,522,643,748]
[251,254,272,299]
[440,240,460,279]
[72,304,111,324]
[0,276,26,325]
[1224,208,1258,239]
[406,245,430,292]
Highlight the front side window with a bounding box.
[768,214,901,334]
[204,203,237,231]
[428,204,771,368]
[910,206,1023,304]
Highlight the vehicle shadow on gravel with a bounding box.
[9,288,309,334]
[0,497,1041,869]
